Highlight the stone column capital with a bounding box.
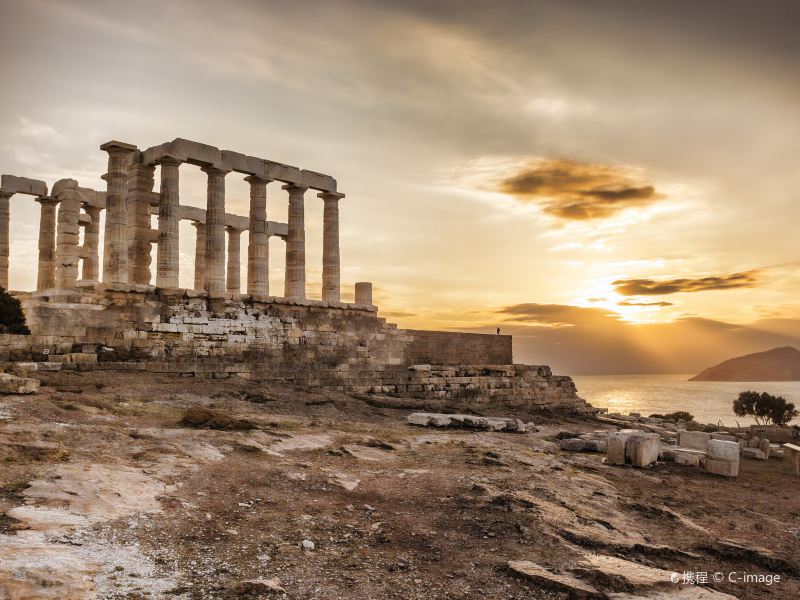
[201,166,230,177]
[225,225,244,234]
[0,191,13,200]
[318,191,345,202]
[245,175,272,185]
[282,184,308,194]
[155,156,182,167]
[190,220,206,230]
[100,140,138,156]
[35,195,59,206]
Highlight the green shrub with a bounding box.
[0,286,30,335]
[650,411,694,422]
[733,390,799,426]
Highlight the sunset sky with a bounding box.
[1,0,798,373]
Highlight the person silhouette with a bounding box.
[496,327,500,335]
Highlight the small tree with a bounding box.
[0,286,30,335]
[733,390,799,427]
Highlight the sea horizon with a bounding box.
[572,373,800,427]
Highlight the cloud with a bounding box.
[613,270,760,296]
[497,303,620,326]
[497,158,662,220]
[618,300,674,307]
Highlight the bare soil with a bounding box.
[1,371,798,599]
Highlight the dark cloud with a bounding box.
[497,303,620,326]
[613,271,760,296]
[618,300,673,307]
[498,159,662,220]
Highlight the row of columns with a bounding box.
[0,148,345,302]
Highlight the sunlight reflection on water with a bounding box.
[573,374,800,427]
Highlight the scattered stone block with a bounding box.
[758,438,771,460]
[707,439,739,462]
[406,412,529,433]
[678,431,711,451]
[607,432,632,465]
[741,448,766,460]
[705,458,739,478]
[784,443,800,475]
[674,448,705,467]
[710,432,737,442]
[0,372,40,394]
[626,433,661,467]
[559,438,601,452]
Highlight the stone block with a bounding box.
[674,448,705,467]
[0,174,48,196]
[0,372,40,394]
[301,169,336,191]
[170,138,223,167]
[607,433,630,465]
[741,447,766,460]
[706,457,739,477]
[758,438,771,459]
[708,439,739,461]
[264,160,302,184]
[626,433,661,467]
[711,433,737,442]
[678,431,711,451]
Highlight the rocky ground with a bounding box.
[1,371,798,599]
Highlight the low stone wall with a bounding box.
[402,330,511,365]
[0,285,593,413]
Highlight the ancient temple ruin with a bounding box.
[0,138,593,413]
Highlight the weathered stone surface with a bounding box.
[407,412,529,433]
[705,457,739,477]
[0,372,40,394]
[0,174,47,196]
[741,447,766,460]
[626,433,661,467]
[707,439,739,461]
[574,553,674,587]
[674,448,705,467]
[508,560,603,599]
[560,438,602,452]
[678,431,711,451]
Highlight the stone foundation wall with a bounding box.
[0,285,593,413]
[402,330,511,365]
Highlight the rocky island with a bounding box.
[690,347,800,382]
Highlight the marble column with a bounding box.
[226,226,242,293]
[192,221,206,291]
[319,191,345,302]
[100,141,137,283]
[127,163,155,285]
[55,192,82,289]
[0,192,10,290]
[202,167,228,293]
[156,158,181,288]
[245,176,269,296]
[355,281,373,306]
[283,184,307,300]
[36,196,59,290]
[81,206,101,283]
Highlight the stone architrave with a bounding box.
[283,184,307,300]
[202,167,228,293]
[319,191,344,302]
[192,221,206,291]
[245,176,269,296]
[36,196,60,289]
[101,141,137,283]
[156,158,181,288]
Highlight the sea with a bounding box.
[572,374,800,427]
